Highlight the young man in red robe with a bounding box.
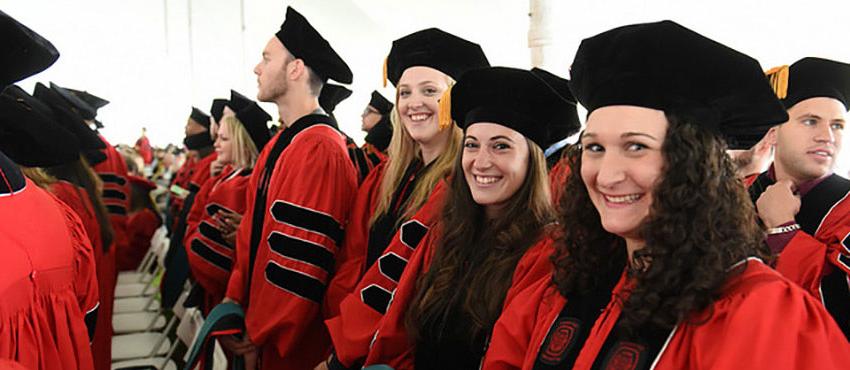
[219,7,358,369]
[751,57,850,338]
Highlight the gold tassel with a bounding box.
[438,83,454,131]
[765,65,789,99]
[382,56,389,88]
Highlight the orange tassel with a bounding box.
[438,84,454,131]
[382,56,389,88]
[765,65,789,99]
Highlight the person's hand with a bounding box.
[756,179,801,228]
[210,159,225,177]
[218,334,257,356]
[215,210,242,245]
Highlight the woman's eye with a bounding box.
[398,90,410,98]
[626,142,647,151]
[493,143,510,150]
[464,141,479,149]
[583,143,603,152]
[423,87,439,96]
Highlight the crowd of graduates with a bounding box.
[1,4,850,370]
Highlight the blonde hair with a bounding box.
[371,80,463,225]
[220,115,259,169]
[20,167,56,188]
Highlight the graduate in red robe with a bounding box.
[355,67,579,370]
[125,175,162,270]
[0,20,100,364]
[32,81,119,370]
[751,57,850,338]
[135,128,154,165]
[217,7,358,369]
[185,98,272,314]
[161,107,218,308]
[483,21,850,370]
[323,30,491,348]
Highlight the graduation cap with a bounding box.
[33,82,106,151]
[568,20,788,149]
[319,83,352,114]
[0,85,80,167]
[765,57,850,111]
[189,107,211,129]
[451,67,574,149]
[210,98,229,124]
[364,114,393,152]
[226,90,253,113]
[385,28,490,87]
[234,103,272,150]
[275,6,353,84]
[529,67,581,146]
[69,88,109,111]
[128,175,157,192]
[0,10,59,87]
[369,90,393,115]
[50,82,98,120]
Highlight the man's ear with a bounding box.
[287,58,306,81]
[759,126,779,152]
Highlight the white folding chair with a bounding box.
[111,306,202,370]
[114,232,170,299]
[111,282,191,362]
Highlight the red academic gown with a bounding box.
[48,180,115,370]
[184,167,250,313]
[748,170,850,338]
[92,135,130,268]
[125,208,162,270]
[347,139,386,184]
[0,161,99,370]
[483,259,850,370]
[362,230,556,369]
[324,180,448,368]
[135,136,153,165]
[225,114,358,369]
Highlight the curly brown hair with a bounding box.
[552,113,769,336]
[407,139,555,349]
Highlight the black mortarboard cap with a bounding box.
[189,107,211,129]
[364,114,393,152]
[568,20,788,149]
[386,28,490,87]
[210,98,229,123]
[0,85,80,166]
[50,82,97,120]
[319,83,352,114]
[275,6,353,84]
[227,90,252,112]
[369,90,393,115]
[234,103,272,150]
[451,67,573,149]
[529,67,582,146]
[1,11,59,87]
[33,82,105,151]
[767,57,850,111]
[69,88,109,111]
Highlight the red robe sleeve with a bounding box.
[186,171,249,308]
[655,262,850,369]
[772,198,850,301]
[228,126,358,368]
[52,192,100,319]
[183,170,226,250]
[93,136,131,254]
[324,163,386,319]
[325,181,447,367]
[483,278,564,370]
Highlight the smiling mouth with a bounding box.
[474,175,501,185]
[408,113,431,122]
[808,149,833,158]
[603,193,643,204]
